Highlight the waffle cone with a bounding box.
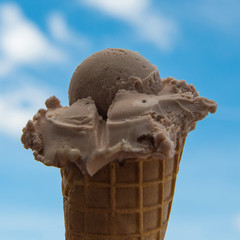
[61,137,185,240]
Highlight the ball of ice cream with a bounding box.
[68,48,161,118]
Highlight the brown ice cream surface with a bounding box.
[69,48,161,118]
[21,59,217,175]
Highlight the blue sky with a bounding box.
[0,0,239,239]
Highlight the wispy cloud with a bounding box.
[79,0,178,51]
[0,3,65,76]
[47,12,90,50]
[0,84,49,137]
[0,3,92,138]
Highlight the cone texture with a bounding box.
[61,138,185,240]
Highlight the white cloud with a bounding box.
[0,3,65,76]
[0,84,49,137]
[135,14,177,51]
[47,12,90,50]
[84,0,148,21]
[79,0,178,50]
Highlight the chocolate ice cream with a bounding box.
[21,48,217,240]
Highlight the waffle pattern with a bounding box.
[61,138,185,240]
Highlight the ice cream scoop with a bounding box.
[69,48,161,118]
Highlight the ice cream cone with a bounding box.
[20,48,217,240]
[61,137,185,240]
